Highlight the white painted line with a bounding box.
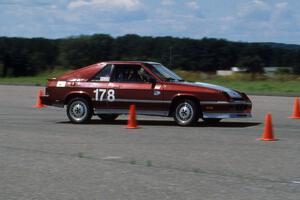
[292,181,300,184]
[103,156,122,160]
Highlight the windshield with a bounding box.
[145,63,184,82]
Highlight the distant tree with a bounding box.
[293,66,300,75]
[60,34,113,68]
[293,51,300,75]
[2,53,11,77]
[0,34,300,77]
[236,56,265,79]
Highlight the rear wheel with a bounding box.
[97,114,119,122]
[203,118,222,124]
[173,99,199,126]
[67,98,92,124]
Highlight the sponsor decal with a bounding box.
[154,90,161,96]
[100,77,110,82]
[154,85,161,90]
[56,81,66,87]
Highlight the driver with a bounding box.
[127,69,142,82]
[138,68,151,82]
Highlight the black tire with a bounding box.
[173,99,200,126]
[97,114,119,122]
[203,118,222,124]
[67,98,92,124]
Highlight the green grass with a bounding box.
[1,69,300,94]
[206,79,300,94]
[175,70,300,94]
[0,69,69,86]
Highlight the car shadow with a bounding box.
[57,120,261,128]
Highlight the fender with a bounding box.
[171,93,200,102]
[168,93,201,116]
[64,90,91,104]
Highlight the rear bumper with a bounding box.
[40,95,51,105]
[40,95,64,108]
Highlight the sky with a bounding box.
[0,0,300,44]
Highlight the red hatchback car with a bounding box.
[41,61,252,126]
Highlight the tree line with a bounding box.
[0,34,300,77]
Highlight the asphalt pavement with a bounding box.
[0,85,299,200]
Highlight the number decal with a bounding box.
[107,89,115,102]
[93,89,115,102]
[99,89,107,101]
[94,89,99,101]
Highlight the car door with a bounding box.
[87,64,113,110]
[106,64,168,116]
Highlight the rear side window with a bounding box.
[91,64,113,82]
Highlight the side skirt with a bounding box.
[94,109,169,117]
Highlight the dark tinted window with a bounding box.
[91,64,113,81]
[111,65,154,83]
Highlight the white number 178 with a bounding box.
[94,89,115,102]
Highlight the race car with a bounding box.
[41,61,252,126]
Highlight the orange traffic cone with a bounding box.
[258,113,278,141]
[289,97,300,119]
[34,89,46,108]
[126,104,139,129]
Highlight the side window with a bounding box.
[91,64,113,82]
[112,65,153,83]
[139,68,155,83]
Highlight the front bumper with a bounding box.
[200,100,252,119]
[202,112,252,119]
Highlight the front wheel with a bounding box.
[174,100,199,126]
[67,98,92,124]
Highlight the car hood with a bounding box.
[178,81,243,98]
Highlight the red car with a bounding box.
[41,61,252,126]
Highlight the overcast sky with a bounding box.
[0,0,300,44]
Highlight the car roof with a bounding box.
[100,61,161,65]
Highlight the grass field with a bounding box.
[1,69,300,95]
[176,70,300,95]
[0,69,69,86]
